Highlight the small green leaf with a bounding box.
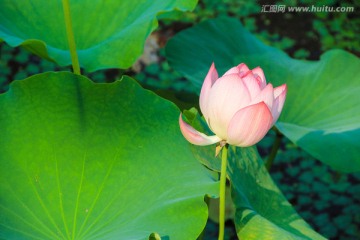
[0,72,218,239]
[0,0,197,71]
[166,17,360,173]
[228,147,325,239]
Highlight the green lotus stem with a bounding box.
[218,144,228,240]
[266,127,283,170]
[62,0,81,75]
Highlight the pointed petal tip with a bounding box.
[272,84,287,124]
[223,63,250,77]
[238,63,250,71]
[283,83,288,93]
[179,114,221,146]
[252,66,261,71]
[274,83,287,97]
[205,62,219,85]
[274,84,287,108]
[208,62,217,77]
[251,67,266,88]
[200,62,219,117]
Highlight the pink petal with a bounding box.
[274,83,287,98]
[250,83,274,110]
[205,73,251,139]
[227,102,273,147]
[251,67,266,89]
[272,84,287,124]
[241,71,261,99]
[200,63,218,120]
[223,63,250,77]
[179,114,221,146]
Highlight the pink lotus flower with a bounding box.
[179,63,287,147]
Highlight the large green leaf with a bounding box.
[165,17,360,173]
[0,72,218,239]
[0,0,196,71]
[182,110,325,239]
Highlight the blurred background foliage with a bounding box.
[0,0,359,239]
